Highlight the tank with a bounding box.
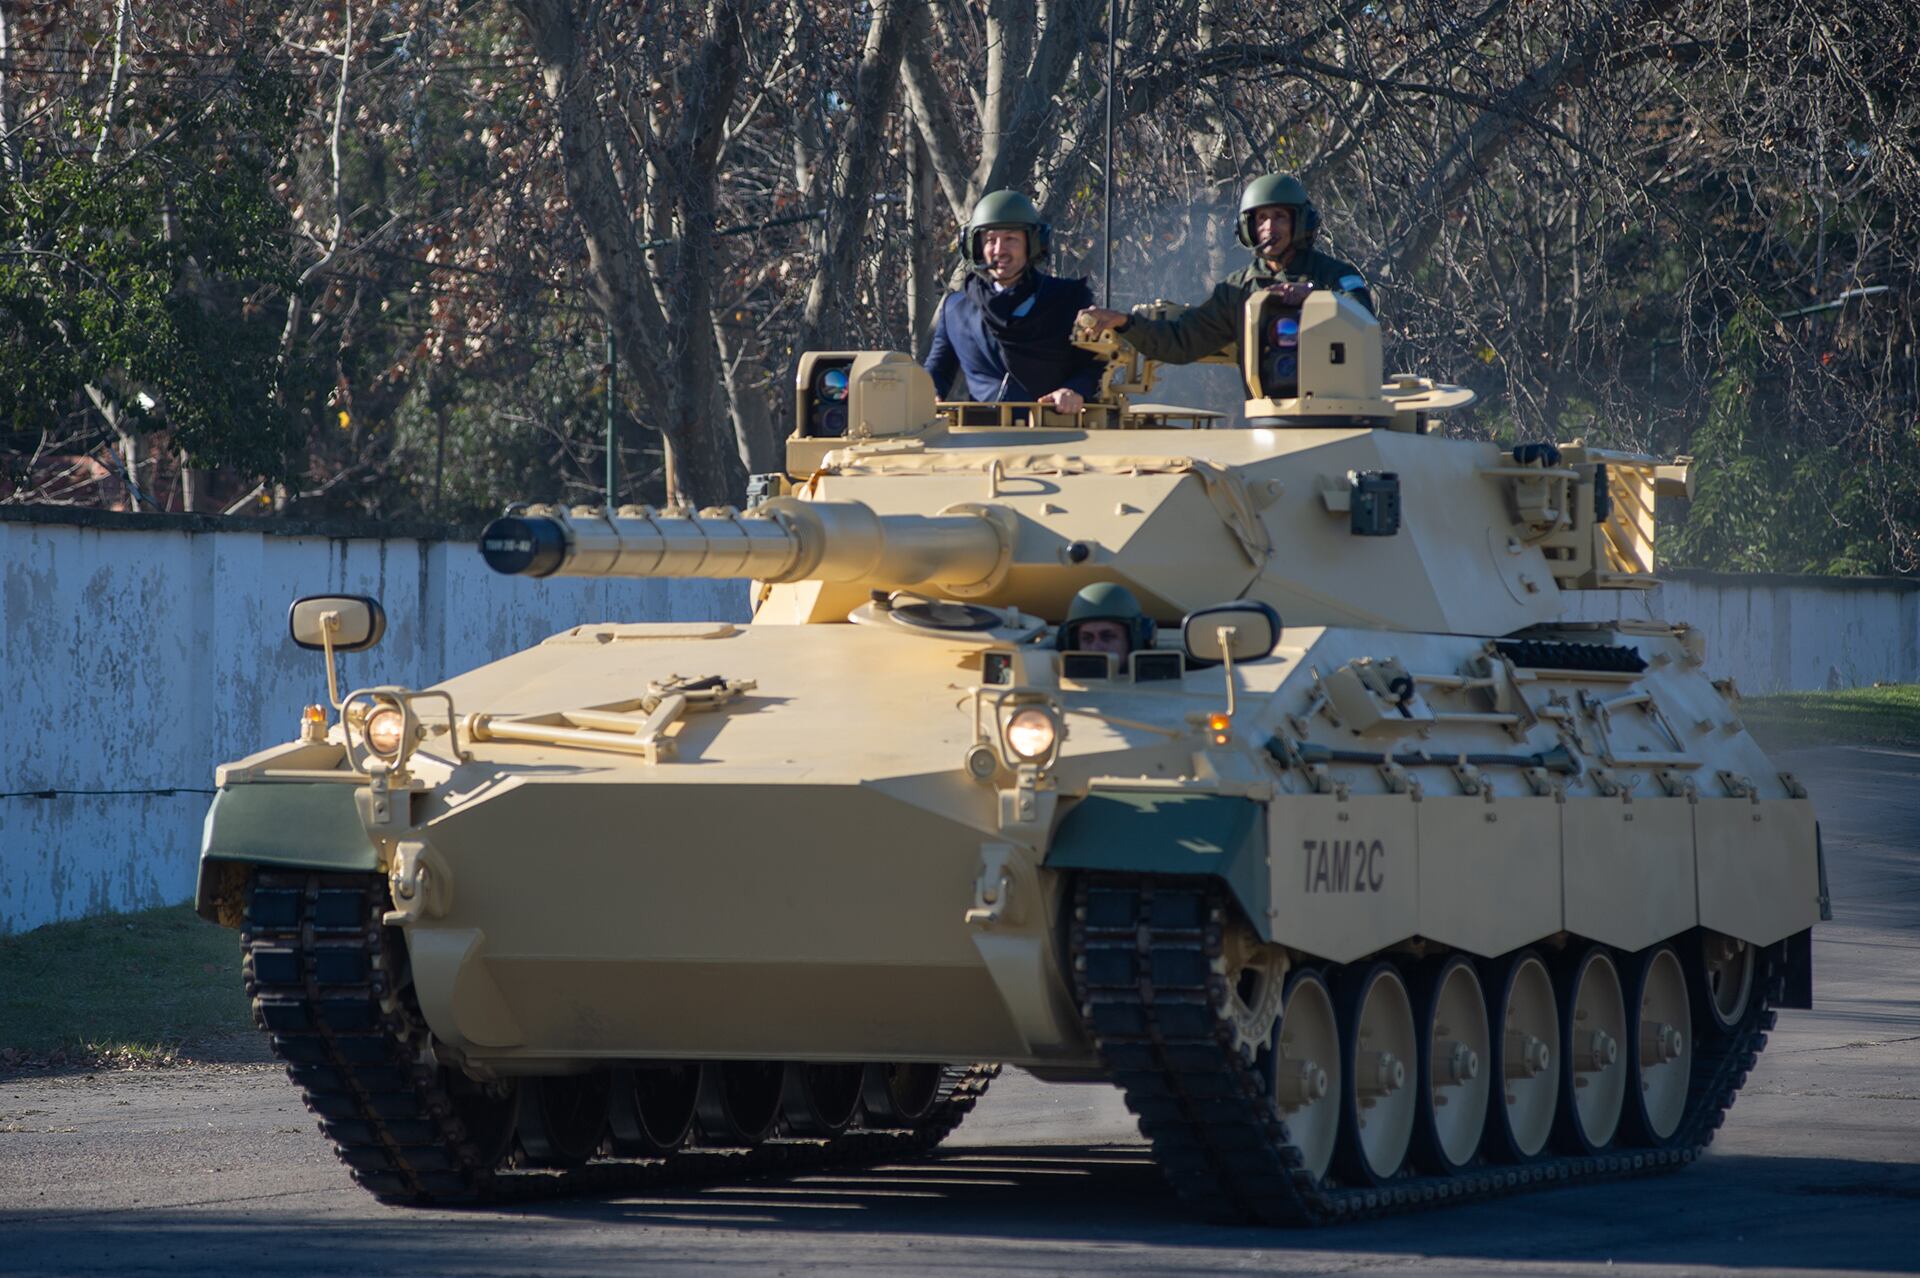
[197,291,1823,1221]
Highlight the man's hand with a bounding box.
[1038,388,1085,414]
[1076,307,1130,336]
[1265,281,1312,305]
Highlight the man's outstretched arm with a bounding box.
[1079,281,1241,366]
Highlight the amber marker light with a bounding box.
[299,703,328,743]
[1208,711,1233,745]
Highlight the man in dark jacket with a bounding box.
[924,190,1102,414]
[1077,174,1373,364]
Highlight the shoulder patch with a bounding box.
[1338,274,1368,292]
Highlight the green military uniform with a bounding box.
[1117,249,1374,366]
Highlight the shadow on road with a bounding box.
[8,1145,1917,1272]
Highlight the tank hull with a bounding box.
[204,620,1820,1079]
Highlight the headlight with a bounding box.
[365,704,406,757]
[1003,707,1058,761]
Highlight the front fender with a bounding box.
[1044,791,1271,940]
[195,782,379,923]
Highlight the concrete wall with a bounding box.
[2,509,1914,933]
[1560,570,1920,695]
[0,508,747,935]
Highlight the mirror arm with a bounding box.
[1217,624,1239,718]
[320,611,344,711]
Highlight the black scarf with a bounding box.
[967,270,1092,400]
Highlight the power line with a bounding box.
[0,55,538,76]
[2,787,218,800]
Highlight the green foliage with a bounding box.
[0,905,252,1060]
[0,56,303,477]
[1666,299,1919,576]
[378,333,666,523]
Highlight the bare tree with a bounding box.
[5,0,1912,568]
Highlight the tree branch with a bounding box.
[1387,0,1682,282]
[278,1,353,383]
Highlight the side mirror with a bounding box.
[1182,601,1281,665]
[289,595,387,653]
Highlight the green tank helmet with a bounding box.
[1056,581,1155,651]
[1236,172,1320,257]
[961,188,1051,265]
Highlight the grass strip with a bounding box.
[1738,683,1920,753]
[0,904,252,1064]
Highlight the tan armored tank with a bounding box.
[198,290,1823,1222]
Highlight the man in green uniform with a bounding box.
[1077,173,1373,363]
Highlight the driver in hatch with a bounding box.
[1057,583,1155,658]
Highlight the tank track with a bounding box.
[241,870,997,1205]
[1070,873,1780,1225]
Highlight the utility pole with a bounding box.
[605,324,618,508]
[1102,0,1118,308]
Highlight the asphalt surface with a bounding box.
[2,745,1916,1277]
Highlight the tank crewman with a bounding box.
[1076,173,1374,363]
[924,190,1103,414]
[1056,582,1155,658]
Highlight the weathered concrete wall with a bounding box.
[0,509,747,934]
[3,510,1915,933]
[1560,570,1920,694]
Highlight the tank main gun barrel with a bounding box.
[480,497,1010,590]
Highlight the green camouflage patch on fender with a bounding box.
[1045,792,1270,939]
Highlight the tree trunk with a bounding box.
[974,0,1098,196]
[906,129,943,358]
[0,5,20,179]
[512,0,746,507]
[180,452,208,513]
[796,0,910,353]
[900,2,976,221]
[714,317,780,477]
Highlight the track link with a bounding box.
[1070,873,1779,1225]
[242,870,997,1205]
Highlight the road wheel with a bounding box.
[1696,930,1756,1030]
[782,1063,865,1136]
[1413,955,1491,1174]
[517,1072,610,1167]
[1335,962,1417,1184]
[1483,949,1559,1163]
[609,1064,702,1156]
[1622,945,1692,1146]
[1269,968,1341,1181]
[861,1062,942,1126]
[1554,946,1628,1154]
[696,1061,788,1146]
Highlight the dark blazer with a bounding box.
[923,270,1102,402]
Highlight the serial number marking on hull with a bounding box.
[1302,838,1386,893]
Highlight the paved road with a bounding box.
[3,746,1916,1277]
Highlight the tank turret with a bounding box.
[485,299,1685,637]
